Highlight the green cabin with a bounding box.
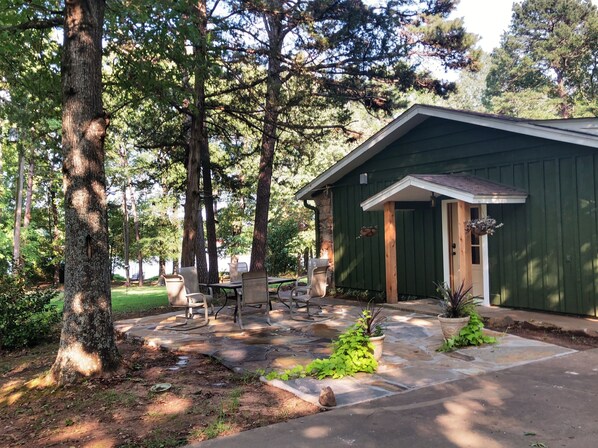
[297,105,598,317]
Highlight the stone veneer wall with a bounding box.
[313,190,334,287]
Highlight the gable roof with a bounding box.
[296,104,598,200]
[361,174,528,212]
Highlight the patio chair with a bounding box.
[286,266,328,319]
[163,271,212,323]
[236,270,271,329]
[281,257,329,298]
[229,261,248,282]
[179,266,214,318]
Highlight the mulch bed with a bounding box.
[484,318,598,351]
[0,317,319,447]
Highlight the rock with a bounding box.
[319,386,336,407]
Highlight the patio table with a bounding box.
[204,277,296,318]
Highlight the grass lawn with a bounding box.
[51,285,169,316]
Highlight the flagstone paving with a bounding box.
[114,300,575,408]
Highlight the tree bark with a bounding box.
[23,151,35,228]
[556,73,571,119]
[181,132,201,266]
[128,182,143,286]
[158,256,166,285]
[50,0,120,385]
[0,140,3,223]
[250,12,283,271]
[50,187,61,286]
[119,147,131,283]
[13,147,25,269]
[121,183,130,283]
[195,205,209,283]
[194,0,219,283]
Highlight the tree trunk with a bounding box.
[121,184,130,283]
[23,152,35,228]
[195,206,209,283]
[50,187,61,286]
[128,182,143,286]
[119,147,132,283]
[13,147,25,270]
[200,139,218,282]
[0,140,3,223]
[181,139,201,266]
[556,73,571,119]
[158,257,166,285]
[50,0,120,385]
[250,13,283,271]
[194,0,218,283]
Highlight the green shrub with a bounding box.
[438,311,497,352]
[266,320,378,381]
[0,274,61,349]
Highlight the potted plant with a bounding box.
[435,281,477,340]
[357,301,386,361]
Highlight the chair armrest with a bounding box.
[290,286,311,300]
[186,292,209,304]
[293,285,309,294]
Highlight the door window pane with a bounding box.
[471,207,481,265]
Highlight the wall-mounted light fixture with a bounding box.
[430,192,437,207]
[359,173,368,185]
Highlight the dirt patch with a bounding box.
[485,318,598,351]
[0,340,320,447]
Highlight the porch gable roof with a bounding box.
[361,174,528,211]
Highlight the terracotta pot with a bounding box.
[369,334,386,361]
[438,315,471,340]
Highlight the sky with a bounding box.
[452,0,516,52]
[454,0,598,53]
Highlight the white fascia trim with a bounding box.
[469,196,527,204]
[295,109,427,200]
[360,175,527,211]
[428,108,598,148]
[360,176,416,211]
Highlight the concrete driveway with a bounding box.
[192,348,598,448]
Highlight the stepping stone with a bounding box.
[445,351,475,362]
[214,345,269,369]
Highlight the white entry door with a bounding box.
[445,202,486,300]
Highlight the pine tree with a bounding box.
[486,0,598,118]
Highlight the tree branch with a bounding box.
[0,17,63,32]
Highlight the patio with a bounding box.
[114,299,575,408]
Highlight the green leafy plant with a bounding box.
[266,318,378,381]
[0,274,61,349]
[438,311,497,352]
[435,281,477,318]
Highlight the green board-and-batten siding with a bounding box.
[331,117,598,316]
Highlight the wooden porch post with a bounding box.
[384,202,398,303]
[457,200,472,290]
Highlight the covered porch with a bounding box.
[360,174,527,304]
